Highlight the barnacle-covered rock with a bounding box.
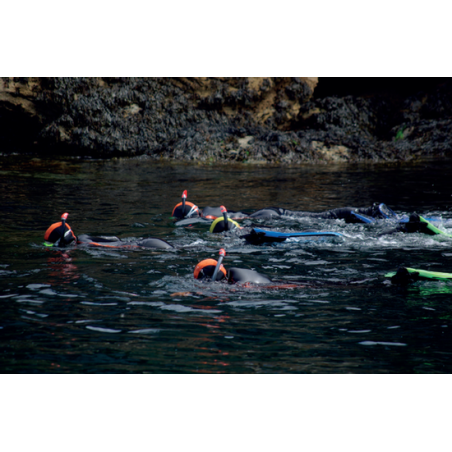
[1,77,452,163]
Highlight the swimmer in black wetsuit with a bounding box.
[194,249,275,284]
[172,190,250,221]
[248,205,379,222]
[193,249,301,288]
[246,202,408,223]
[44,213,174,249]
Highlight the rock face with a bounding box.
[0,77,43,152]
[1,77,452,163]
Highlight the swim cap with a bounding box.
[44,221,76,246]
[193,259,227,281]
[172,202,200,219]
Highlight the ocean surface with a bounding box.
[1,155,452,373]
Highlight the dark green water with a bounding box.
[1,155,452,373]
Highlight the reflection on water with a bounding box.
[45,251,80,284]
[1,155,452,373]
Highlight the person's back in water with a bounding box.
[44,213,174,249]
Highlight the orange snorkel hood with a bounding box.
[44,212,76,247]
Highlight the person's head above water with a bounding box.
[172,190,200,219]
[44,213,77,247]
[193,249,227,281]
[209,206,241,233]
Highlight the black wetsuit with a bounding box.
[192,203,384,223]
[227,268,272,284]
[248,204,383,222]
[76,235,174,249]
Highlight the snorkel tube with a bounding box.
[55,212,71,246]
[211,248,226,282]
[58,212,68,244]
[221,206,229,231]
[182,190,187,217]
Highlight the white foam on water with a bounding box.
[86,326,122,333]
[359,341,407,346]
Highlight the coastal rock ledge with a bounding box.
[1,77,452,163]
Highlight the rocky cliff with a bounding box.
[1,77,451,163]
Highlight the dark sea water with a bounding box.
[2,155,452,373]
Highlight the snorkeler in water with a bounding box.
[44,213,175,249]
[171,190,249,222]
[193,249,303,288]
